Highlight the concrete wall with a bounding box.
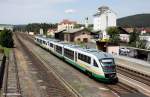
[107,46,119,55]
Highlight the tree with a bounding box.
[14,23,58,35]
[74,24,84,28]
[106,27,120,45]
[0,29,14,48]
[137,40,147,49]
[129,29,140,47]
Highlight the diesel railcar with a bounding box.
[34,36,118,82]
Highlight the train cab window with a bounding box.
[101,59,114,66]
[93,60,98,67]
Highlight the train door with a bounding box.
[75,52,77,62]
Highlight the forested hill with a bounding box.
[117,14,150,28]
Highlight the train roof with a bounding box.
[35,36,113,59]
[64,44,113,59]
[77,48,113,59]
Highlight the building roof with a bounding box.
[63,28,84,33]
[93,6,116,17]
[75,47,113,59]
[118,27,129,34]
[98,6,109,12]
[59,19,77,25]
[64,43,113,59]
[55,29,66,33]
[63,28,91,34]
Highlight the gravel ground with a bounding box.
[14,35,47,97]
[15,33,78,97]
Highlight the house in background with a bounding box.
[118,27,130,42]
[137,28,150,35]
[58,19,76,31]
[55,30,65,41]
[123,28,134,33]
[55,28,92,43]
[93,6,117,40]
[55,19,92,43]
[63,28,92,43]
[47,28,57,37]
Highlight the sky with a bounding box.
[0,0,150,24]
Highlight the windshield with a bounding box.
[100,59,114,66]
[100,59,116,72]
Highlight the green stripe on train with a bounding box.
[63,57,110,82]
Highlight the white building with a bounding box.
[140,36,150,42]
[93,6,117,39]
[58,19,76,31]
[120,34,130,42]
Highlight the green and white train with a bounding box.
[34,35,118,82]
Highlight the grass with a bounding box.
[0,45,11,57]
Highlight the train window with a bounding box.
[78,53,81,60]
[40,40,42,43]
[56,45,62,54]
[87,56,91,64]
[78,53,91,64]
[43,41,45,44]
[78,53,80,59]
[64,48,74,60]
[93,60,98,67]
[50,43,53,48]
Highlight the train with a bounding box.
[34,35,118,83]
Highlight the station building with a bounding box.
[55,28,92,43]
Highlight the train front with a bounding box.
[100,58,118,82]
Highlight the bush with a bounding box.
[0,29,14,48]
[106,27,120,45]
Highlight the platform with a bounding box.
[114,55,150,76]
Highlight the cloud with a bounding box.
[65,9,76,14]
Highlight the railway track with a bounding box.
[2,50,22,97]
[17,33,146,96]
[106,82,138,96]
[117,65,150,86]
[15,33,82,97]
